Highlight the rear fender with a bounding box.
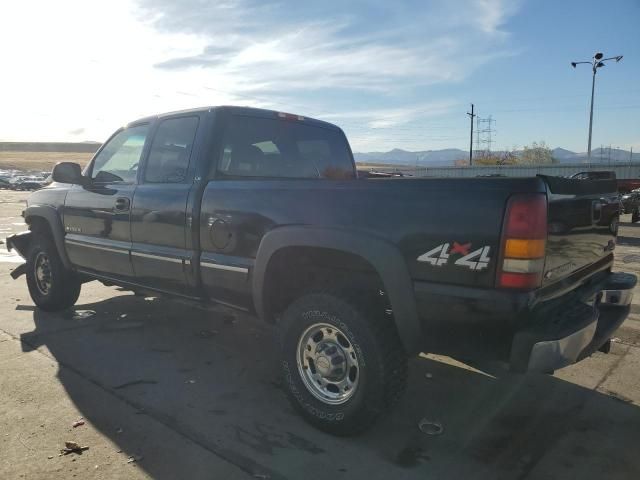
[253,226,422,354]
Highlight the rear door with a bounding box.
[63,124,149,278]
[130,115,201,295]
[543,175,619,285]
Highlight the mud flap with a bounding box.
[6,231,32,259]
[10,263,27,279]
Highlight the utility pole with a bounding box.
[467,104,476,166]
[571,52,623,160]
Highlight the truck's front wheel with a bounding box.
[26,234,81,312]
[279,291,407,435]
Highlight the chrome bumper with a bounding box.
[521,274,636,373]
[528,320,597,372]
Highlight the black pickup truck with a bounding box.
[6,106,636,435]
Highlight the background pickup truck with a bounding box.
[6,106,636,435]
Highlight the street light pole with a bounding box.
[571,52,623,160]
[587,66,596,160]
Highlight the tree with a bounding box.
[520,141,554,164]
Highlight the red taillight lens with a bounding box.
[498,272,543,289]
[498,193,548,290]
[504,194,547,239]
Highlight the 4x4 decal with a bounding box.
[417,242,491,271]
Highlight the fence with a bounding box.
[368,162,640,179]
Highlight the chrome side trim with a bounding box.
[201,261,249,274]
[65,239,128,255]
[131,251,184,264]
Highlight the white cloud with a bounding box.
[0,0,521,149]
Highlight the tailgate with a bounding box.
[541,175,619,286]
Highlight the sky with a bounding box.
[1,0,638,153]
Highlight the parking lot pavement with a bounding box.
[1,191,639,480]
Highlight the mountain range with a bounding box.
[354,147,640,166]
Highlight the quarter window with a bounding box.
[216,115,354,179]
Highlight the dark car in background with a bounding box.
[621,189,640,222]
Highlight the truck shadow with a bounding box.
[18,293,640,480]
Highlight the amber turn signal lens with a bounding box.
[504,239,545,259]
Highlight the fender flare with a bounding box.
[252,226,422,354]
[24,205,72,269]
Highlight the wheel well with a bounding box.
[261,246,387,322]
[27,215,53,236]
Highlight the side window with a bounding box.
[216,115,354,179]
[91,125,149,183]
[144,116,199,183]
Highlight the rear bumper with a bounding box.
[511,272,636,372]
[413,270,636,372]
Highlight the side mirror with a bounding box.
[52,162,87,185]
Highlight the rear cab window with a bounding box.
[216,115,355,179]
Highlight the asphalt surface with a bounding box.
[1,190,639,480]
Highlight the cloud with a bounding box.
[138,0,521,96]
[320,101,460,129]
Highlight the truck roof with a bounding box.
[128,105,341,131]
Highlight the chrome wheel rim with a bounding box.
[297,323,360,405]
[34,252,52,295]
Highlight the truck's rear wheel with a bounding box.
[26,233,81,311]
[279,291,407,435]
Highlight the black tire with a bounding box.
[26,232,81,312]
[279,290,407,435]
[632,208,639,224]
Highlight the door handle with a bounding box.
[114,197,130,212]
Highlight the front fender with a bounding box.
[253,226,422,354]
[24,205,72,269]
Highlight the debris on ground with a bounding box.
[116,428,123,434]
[425,373,433,379]
[72,419,85,428]
[185,379,196,384]
[60,441,90,455]
[119,314,127,318]
[127,455,143,464]
[72,310,96,320]
[418,418,444,436]
[197,329,218,338]
[47,456,53,459]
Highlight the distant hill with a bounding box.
[0,142,101,153]
[355,148,467,167]
[355,147,640,166]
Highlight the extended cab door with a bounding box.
[130,115,201,295]
[63,124,149,278]
[199,111,355,309]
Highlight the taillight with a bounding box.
[497,194,547,290]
